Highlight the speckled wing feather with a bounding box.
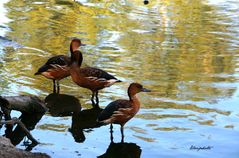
[46,55,70,66]
[79,67,118,80]
[35,55,70,74]
[98,99,131,122]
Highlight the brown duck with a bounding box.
[97,83,151,142]
[69,47,121,107]
[34,39,84,93]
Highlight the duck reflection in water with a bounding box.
[45,93,103,143]
[70,107,103,143]
[98,139,141,158]
[0,96,47,151]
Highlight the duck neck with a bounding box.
[70,42,79,54]
[128,90,140,110]
[129,94,140,113]
[71,51,83,67]
[70,44,73,54]
[129,94,139,102]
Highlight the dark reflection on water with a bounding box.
[45,93,81,116]
[45,93,103,143]
[0,0,239,157]
[8,113,44,151]
[0,95,46,151]
[70,107,103,143]
[98,142,141,158]
[45,93,142,157]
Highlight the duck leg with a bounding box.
[53,79,56,93]
[56,80,60,94]
[110,123,113,142]
[120,125,124,143]
[91,91,95,106]
[95,91,99,106]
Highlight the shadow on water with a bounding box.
[45,93,104,143]
[0,93,105,152]
[45,93,142,157]
[0,93,144,157]
[7,113,44,151]
[70,107,103,143]
[98,141,141,158]
[1,0,238,156]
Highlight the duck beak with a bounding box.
[142,88,151,92]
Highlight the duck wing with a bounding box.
[79,67,121,82]
[97,99,131,122]
[35,55,70,75]
[46,55,70,65]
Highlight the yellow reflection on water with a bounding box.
[1,0,238,126]
[0,0,239,157]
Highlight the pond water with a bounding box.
[0,0,239,157]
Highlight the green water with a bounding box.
[0,0,239,157]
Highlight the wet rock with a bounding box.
[0,95,48,114]
[45,93,81,116]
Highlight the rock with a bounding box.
[0,136,50,158]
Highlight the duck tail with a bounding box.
[34,71,41,75]
[34,64,50,75]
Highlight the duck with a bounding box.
[34,38,83,93]
[69,47,121,107]
[97,83,151,142]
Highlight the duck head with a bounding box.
[70,38,85,67]
[70,38,85,53]
[128,83,151,100]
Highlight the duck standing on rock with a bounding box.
[97,83,151,142]
[68,44,121,107]
[34,39,84,93]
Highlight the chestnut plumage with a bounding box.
[97,83,151,142]
[69,49,121,107]
[35,55,69,74]
[34,38,84,93]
